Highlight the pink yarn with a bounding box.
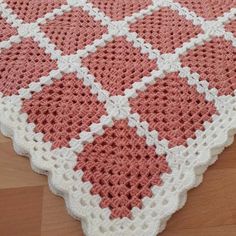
[0,38,57,96]
[130,72,217,147]
[89,0,152,20]
[75,120,170,219]
[174,0,236,20]
[181,37,236,96]
[225,19,236,37]
[41,7,108,55]
[82,36,157,95]
[22,73,107,149]
[6,0,66,23]
[130,7,202,53]
[0,16,17,41]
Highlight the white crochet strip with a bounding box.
[0,0,236,235]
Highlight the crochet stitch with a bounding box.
[0,0,236,235]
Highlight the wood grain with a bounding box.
[0,133,236,236]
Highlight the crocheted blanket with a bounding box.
[0,0,236,235]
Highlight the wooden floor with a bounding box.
[0,133,236,236]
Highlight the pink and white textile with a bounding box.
[0,0,236,235]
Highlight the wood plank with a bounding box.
[41,186,83,236]
[0,186,43,236]
[0,142,46,189]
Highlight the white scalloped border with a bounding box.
[1,97,236,236]
[1,0,236,235]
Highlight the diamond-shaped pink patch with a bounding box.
[0,38,57,96]
[129,72,217,147]
[89,0,152,20]
[75,120,170,219]
[0,16,17,41]
[5,0,67,23]
[40,7,108,55]
[82,36,157,95]
[180,37,236,96]
[130,7,202,54]
[174,0,236,20]
[22,73,107,149]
